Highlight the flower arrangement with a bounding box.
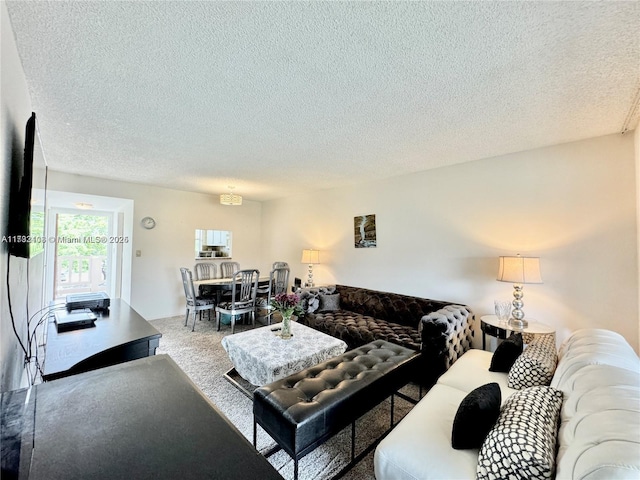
[270,293,303,319]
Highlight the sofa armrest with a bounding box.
[420,305,474,386]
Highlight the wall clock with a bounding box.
[140,216,156,229]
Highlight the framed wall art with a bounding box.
[354,214,376,248]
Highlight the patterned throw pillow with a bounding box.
[508,334,557,389]
[296,286,336,314]
[297,290,319,313]
[318,293,340,311]
[489,333,523,372]
[477,386,563,480]
[451,382,501,449]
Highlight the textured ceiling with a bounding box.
[5,1,640,201]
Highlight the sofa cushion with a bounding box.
[451,382,501,450]
[477,385,563,480]
[508,334,557,389]
[304,311,422,350]
[437,349,517,401]
[489,333,523,372]
[296,286,337,314]
[375,383,480,480]
[318,293,340,311]
[298,290,320,313]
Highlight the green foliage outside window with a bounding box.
[57,214,108,274]
[29,211,45,256]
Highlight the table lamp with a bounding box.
[301,249,320,287]
[497,255,542,329]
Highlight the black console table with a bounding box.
[2,355,282,479]
[42,299,161,381]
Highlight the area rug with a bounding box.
[150,315,420,480]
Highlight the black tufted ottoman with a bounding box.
[253,340,419,480]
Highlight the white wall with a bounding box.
[262,133,639,352]
[47,172,263,320]
[1,2,39,391]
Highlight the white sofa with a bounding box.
[374,328,640,479]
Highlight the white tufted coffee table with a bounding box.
[221,322,348,389]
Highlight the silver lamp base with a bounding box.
[508,283,528,329]
[508,317,528,329]
[306,264,314,287]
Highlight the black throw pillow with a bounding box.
[489,333,523,372]
[451,382,501,450]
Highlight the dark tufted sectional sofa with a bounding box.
[299,284,474,385]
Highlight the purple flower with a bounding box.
[270,293,303,316]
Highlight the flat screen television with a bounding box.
[8,112,48,258]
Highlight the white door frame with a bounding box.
[45,208,114,301]
[43,192,133,304]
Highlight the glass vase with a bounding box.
[494,300,512,325]
[280,314,292,339]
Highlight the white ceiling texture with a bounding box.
[5,1,640,202]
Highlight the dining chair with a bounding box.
[194,262,217,280]
[220,261,241,278]
[219,261,241,303]
[272,261,289,269]
[215,269,259,334]
[180,267,215,331]
[194,262,218,299]
[256,266,290,325]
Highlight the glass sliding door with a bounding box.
[51,211,112,300]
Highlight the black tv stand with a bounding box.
[43,299,161,381]
[2,356,281,479]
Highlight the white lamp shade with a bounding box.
[301,249,320,264]
[497,256,542,284]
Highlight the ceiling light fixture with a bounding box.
[220,186,242,206]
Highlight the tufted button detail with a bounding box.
[300,285,463,352]
[253,339,420,464]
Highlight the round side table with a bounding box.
[480,315,555,350]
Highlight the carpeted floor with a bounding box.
[150,315,420,480]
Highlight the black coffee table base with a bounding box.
[223,367,257,399]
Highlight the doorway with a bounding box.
[52,211,111,300]
[44,191,133,304]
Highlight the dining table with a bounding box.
[193,276,271,304]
